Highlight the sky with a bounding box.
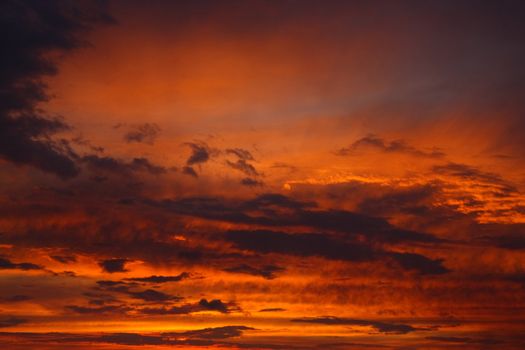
[1,0,525,349]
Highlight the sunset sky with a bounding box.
[1,1,525,349]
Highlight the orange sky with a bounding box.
[1,1,525,349]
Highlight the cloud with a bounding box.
[391,252,449,275]
[291,316,419,334]
[82,155,166,175]
[95,280,183,303]
[0,189,448,276]
[259,308,286,312]
[83,292,119,306]
[50,255,77,264]
[432,162,517,194]
[98,258,128,273]
[185,142,211,165]
[225,148,260,177]
[124,272,191,283]
[223,264,285,279]
[0,257,41,271]
[504,273,525,285]
[141,298,239,315]
[473,223,525,250]
[127,289,181,303]
[181,141,217,178]
[0,116,79,179]
[2,295,32,302]
[123,123,161,144]
[183,165,199,178]
[244,193,317,210]
[225,229,374,260]
[356,184,438,216]
[426,336,501,345]
[140,192,449,274]
[226,148,255,161]
[82,332,167,345]
[96,280,130,288]
[225,230,448,275]
[128,158,167,175]
[0,326,256,347]
[241,177,264,187]
[336,134,445,158]
[0,316,27,328]
[492,234,525,250]
[0,1,112,178]
[66,305,131,315]
[146,193,443,245]
[175,325,255,340]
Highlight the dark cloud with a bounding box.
[0,326,255,347]
[0,190,448,276]
[426,336,502,345]
[180,141,216,178]
[90,175,108,182]
[2,295,32,302]
[82,155,166,175]
[141,298,239,315]
[83,292,119,306]
[127,289,181,303]
[185,142,211,165]
[225,148,261,177]
[145,193,315,225]
[291,316,418,334]
[244,193,317,210]
[175,325,255,340]
[295,211,443,245]
[0,316,27,328]
[225,230,375,262]
[505,273,525,285]
[225,230,448,275]
[223,264,285,279]
[241,177,264,187]
[271,162,298,172]
[356,185,438,216]
[0,0,112,178]
[125,272,191,284]
[128,157,167,175]
[123,123,161,144]
[96,280,129,288]
[494,235,525,250]
[0,257,41,271]
[391,252,449,275]
[141,192,449,274]
[50,255,77,264]
[474,223,525,250]
[336,134,445,158]
[146,193,443,245]
[0,115,79,179]
[98,258,128,273]
[182,165,199,178]
[226,160,259,177]
[259,308,286,312]
[83,332,166,346]
[77,333,211,347]
[0,219,232,272]
[95,280,183,303]
[66,305,131,315]
[432,162,517,195]
[226,148,255,161]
